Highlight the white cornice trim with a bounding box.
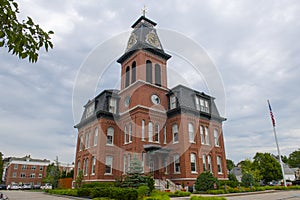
[118,80,169,95]
[119,105,167,116]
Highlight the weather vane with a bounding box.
[142,5,147,17]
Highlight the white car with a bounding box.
[41,183,52,190]
[9,183,20,190]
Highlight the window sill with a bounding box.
[104,173,113,175]
[174,172,181,174]
[189,141,196,144]
[173,141,179,144]
[218,172,223,175]
[191,172,198,174]
[106,144,114,146]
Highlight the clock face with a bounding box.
[125,96,131,107]
[126,33,137,50]
[151,94,160,105]
[146,31,161,49]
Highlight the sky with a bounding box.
[1,0,300,165]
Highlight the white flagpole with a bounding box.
[268,100,286,187]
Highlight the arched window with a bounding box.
[190,153,197,173]
[91,156,96,175]
[155,64,161,86]
[94,127,98,146]
[84,158,88,175]
[77,160,81,175]
[172,124,179,143]
[79,135,83,151]
[205,127,210,145]
[202,155,207,171]
[107,127,114,145]
[124,126,128,144]
[146,60,152,83]
[214,129,219,146]
[174,154,180,173]
[207,155,212,172]
[200,126,205,144]
[125,66,130,87]
[217,156,222,174]
[188,123,195,143]
[129,123,132,142]
[131,61,136,83]
[154,123,159,142]
[148,122,153,142]
[141,120,145,141]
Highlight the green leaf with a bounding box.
[0,31,5,38]
[0,41,4,47]
[48,30,54,34]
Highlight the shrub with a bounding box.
[82,182,114,188]
[168,190,191,197]
[77,188,92,197]
[147,190,170,200]
[219,180,238,188]
[207,189,226,194]
[241,173,254,187]
[137,185,150,198]
[195,172,219,192]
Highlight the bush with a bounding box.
[219,180,238,188]
[137,185,150,198]
[77,188,92,197]
[82,182,114,188]
[241,173,254,187]
[195,172,219,192]
[167,190,191,197]
[207,189,226,195]
[146,190,170,200]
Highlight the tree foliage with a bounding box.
[75,170,84,188]
[226,159,235,171]
[288,149,300,168]
[240,159,262,182]
[0,0,54,62]
[195,172,219,192]
[253,152,282,183]
[43,157,60,189]
[241,173,254,187]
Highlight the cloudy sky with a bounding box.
[1,0,299,164]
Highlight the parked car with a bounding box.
[41,183,52,190]
[22,183,32,190]
[292,180,300,185]
[9,183,20,190]
[33,184,41,189]
[0,184,6,190]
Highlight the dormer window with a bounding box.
[109,98,117,114]
[195,96,209,113]
[85,103,94,118]
[170,95,177,109]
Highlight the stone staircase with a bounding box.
[154,179,180,192]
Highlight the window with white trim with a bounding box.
[170,95,177,109]
[214,129,219,146]
[107,127,114,145]
[109,98,117,114]
[85,103,94,119]
[123,154,127,174]
[38,174,42,178]
[14,164,18,169]
[13,172,16,177]
[77,160,81,176]
[174,154,180,173]
[172,124,178,143]
[141,120,145,141]
[188,123,195,143]
[163,126,167,144]
[200,126,205,144]
[20,173,26,178]
[195,96,209,113]
[91,156,96,175]
[205,127,210,145]
[190,153,197,173]
[94,127,98,146]
[202,155,207,171]
[84,158,88,176]
[148,122,153,142]
[30,173,35,178]
[85,131,90,149]
[208,155,212,172]
[105,156,113,174]
[79,135,83,151]
[154,123,159,142]
[217,156,222,174]
[124,125,128,144]
[129,123,132,143]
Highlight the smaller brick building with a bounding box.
[4,155,74,187]
[4,155,50,186]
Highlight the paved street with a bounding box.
[1,190,79,200]
[2,190,300,200]
[225,190,300,200]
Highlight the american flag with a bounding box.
[267,100,276,127]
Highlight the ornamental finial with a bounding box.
[142,5,147,17]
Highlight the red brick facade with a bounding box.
[74,16,227,189]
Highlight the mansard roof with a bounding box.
[117,16,171,63]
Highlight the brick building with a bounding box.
[74,15,227,189]
[4,155,74,187]
[4,155,50,186]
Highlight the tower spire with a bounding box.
[142,5,147,17]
